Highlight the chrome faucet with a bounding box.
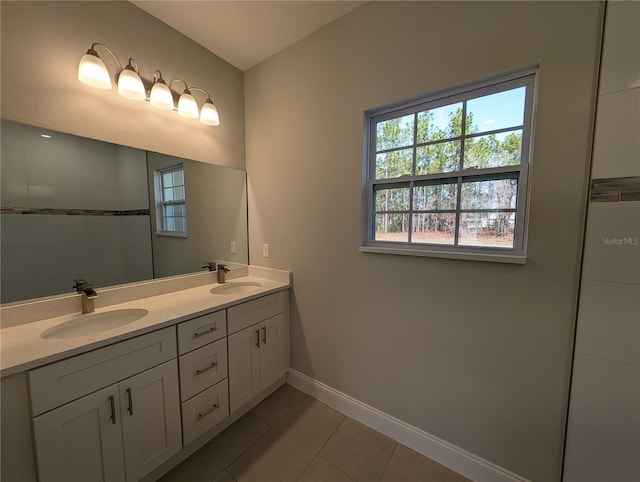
[73,279,98,314]
[217,264,230,283]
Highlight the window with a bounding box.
[158,164,187,235]
[361,70,536,263]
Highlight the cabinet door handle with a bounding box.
[255,329,260,347]
[262,326,267,344]
[195,361,218,376]
[197,399,220,420]
[126,388,134,415]
[193,324,217,339]
[109,395,116,424]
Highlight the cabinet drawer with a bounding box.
[181,379,229,446]
[177,310,226,354]
[29,327,176,416]
[179,338,228,402]
[227,291,284,334]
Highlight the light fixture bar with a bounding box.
[78,42,220,126]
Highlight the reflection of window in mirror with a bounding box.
[156,164,188,237]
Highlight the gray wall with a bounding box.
[245,2,603,480]
[0,1,245,170]
[147,152,248,278]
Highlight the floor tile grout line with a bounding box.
[377,442,400,482]
[317,453,359,482]
[222,417,271,479]
[316,414,347,456]
[223,390,313,478]
[248,409,273,428]
[292,414,348,482]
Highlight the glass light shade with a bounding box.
[117,68,146,101]
[177,92,199,118]
[200,101,220,126]
[149,81,174,110]
[78,53,112,89]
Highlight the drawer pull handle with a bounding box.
[255,329,260,347]
[197,402,220,420]
[262,326,267,344]
[195,361,218,376]
[193,324,217,339]
[109,395,116,424]
[126,388,133,416]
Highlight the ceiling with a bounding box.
[131,1,366,71]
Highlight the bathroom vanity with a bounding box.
[0,267,291,482]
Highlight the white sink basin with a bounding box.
[40,309,148,339]
[210,281,262,295]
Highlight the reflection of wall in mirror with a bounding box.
[0,120,153,303]
[147,151,248,278]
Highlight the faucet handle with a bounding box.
[217,263,230,273]
[73,279,92,292]
[202,262,217,272]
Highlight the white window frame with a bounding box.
[156,164,187,237]
[361,68,537,264]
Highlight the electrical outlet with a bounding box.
[230,240,236,253]
[263,243,270,258]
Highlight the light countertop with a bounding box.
[0,273,290,378]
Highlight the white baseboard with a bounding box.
[286,369,530,482]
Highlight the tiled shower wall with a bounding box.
[0,120,153,303]
[563,1,640,480]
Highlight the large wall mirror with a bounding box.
[0,120,248,304]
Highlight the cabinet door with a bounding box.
[120,360,182,482]
[259,314,286,390]
[32,385,126,482]
[228,325,261,413]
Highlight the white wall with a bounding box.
[563,2,640,480]
[0,1,245,170]
[245,2,603,480]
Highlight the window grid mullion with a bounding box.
[408,113,419,243]
[375,125,525,157]
[452,100,468,245]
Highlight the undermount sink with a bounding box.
[210,281,262,295]
[40,309,149,340]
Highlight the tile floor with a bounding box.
[159,384,471,482]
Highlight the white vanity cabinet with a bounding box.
[227,292,286,413]
[176,310,230,446]
[7,283,291,482]
[29,327,182,482]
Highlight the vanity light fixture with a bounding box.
[194,89,220,126]
[77,42,220,126]
[171,79,199,119]
[78,43,117,90]
[117,59,146,101]
[149,71,174,111]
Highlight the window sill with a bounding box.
[359,245,527,264]
[157,232,188,238]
